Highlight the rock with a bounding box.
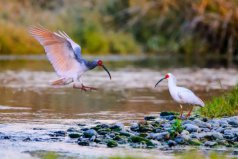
[155,132,170,141]
[161,115,177,121]
[77,123,86,127]
[92,124,110,131]
[188,139,202,146]
[67,128,79,132]
[144,116,156,121]
[130,123,139,131]
[181,130,190,135]
[223,129,236,140]
[215,127,225,133]
[204,141,217,147]
[208,120,220,128]
[119,131,132,137]
[49,131,66,137]
[110,123,125,132]
[97,128,111,135]
[69,133,81,138]
[78,140,90,146]
[193,119,211,129]
[160,112,176,116]
[129,136,155,148]
[183,124,200,133]
[174,136,185,144]
[23,137,31,142]
[139,124,153,132]
[83,129,97,138]
[167,140,177,147]
[211,132,224,140]
[218,120,229,128]
[107,140,118,148]
[81,128,89,131]
[227,117,238,127]
[201,128,211,132]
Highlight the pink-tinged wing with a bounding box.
[178,87,205,107]
[29,26,79,77]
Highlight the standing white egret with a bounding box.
[155,73,205,118]
[29,26,111,91]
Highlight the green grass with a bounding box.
[199,86,238,118]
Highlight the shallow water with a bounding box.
[0,55,237,158]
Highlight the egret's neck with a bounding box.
[168,77,177,90]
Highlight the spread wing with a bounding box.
[29,26,81,77]
[178,87,205,107]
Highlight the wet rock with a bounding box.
[83,129,97,138]
[69,133,81,139]
[119,131,132,137]
[67,127,79,132]
[77,123,86,127]
[215,127,225,133]
[139,124,153,132]
[154,132,170,141]
[23,137,31,142]
[208,120,220,128]
[223,129,236,139]
[129,136,155,148]
[181,130,189,135]
[204,141,217,147]
[160,112,176,116]
[107,140,118,148]
[81,128,89,131]
[212,132,224,140]
[201,128,211,132]
[93,124,110,131]
[97,128,111,135]
[174,136,185,144]
[183,124,200,133]
[218,120,229,128]
[161,115,177,121]
[144,116,156,121]
[78,140,90,146]
[188,139,202,146]
[49,131,66,137]
[167,140,177,147]
[193,119,211,129]
[227,117,238,127]
[130,123,139,131]
[110,123,124,132]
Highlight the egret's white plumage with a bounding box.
[155,73,204,117]
[167,73,205,107]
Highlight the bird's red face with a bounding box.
[165,74,170,79]
[97,60,103,66]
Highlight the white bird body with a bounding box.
[155,73,205,117]
[167,74,204,107]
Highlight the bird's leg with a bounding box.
[73,78,97,91]
[186,106,194,118]
[179,104,183,118]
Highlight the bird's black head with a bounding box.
[87,59,111,80]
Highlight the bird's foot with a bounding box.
[73,84,98,91]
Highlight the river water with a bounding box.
[0,55,237,158]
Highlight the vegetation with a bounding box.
[169,119,183,139]
[199,86,238,118]
[1,0,238,66]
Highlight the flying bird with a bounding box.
[155,73,204,118]
[29,26,111,91]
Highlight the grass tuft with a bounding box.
[199,86,238,118]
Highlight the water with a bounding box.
[0,55,237,158]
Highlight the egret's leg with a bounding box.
[186,106,194,118]
[180,104,183,118]
[73,78,97,91]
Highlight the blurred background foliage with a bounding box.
[0,0,238,66]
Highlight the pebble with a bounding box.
[183,124,200,133]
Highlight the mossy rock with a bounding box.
[68,133,81,138]
[188,139,202,146]
[119,131,132,137]
[107,140,118,148]
[129,136,155,148]
[160,112,177,116]
[97,128,111,135]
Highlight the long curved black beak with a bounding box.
[102,65,111,80]
[155,77,166,88]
